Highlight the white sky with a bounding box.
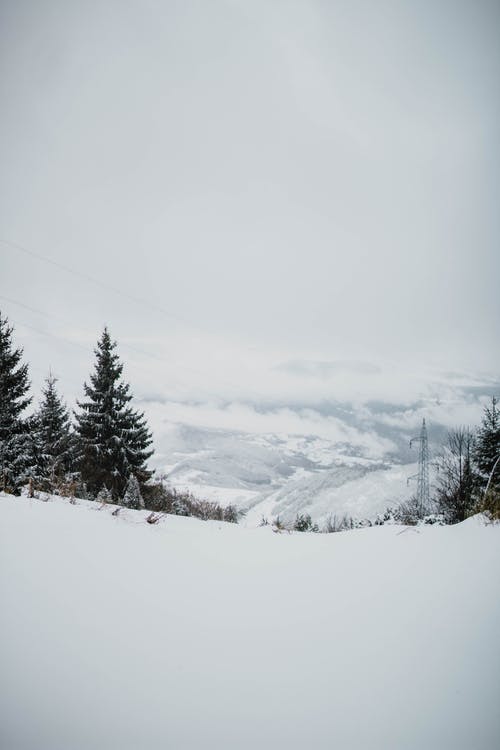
[1,0,499,411]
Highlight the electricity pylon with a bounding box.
[408,418,430,516]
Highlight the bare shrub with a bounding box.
[476,487,500,522]
[392,496,423,526]
[323,514,355,533]
[272,515,289,533]
[141,479,242,524]
[434,428,479,523]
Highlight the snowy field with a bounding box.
[1,493,499,750]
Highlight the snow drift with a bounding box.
[1,493,499,749]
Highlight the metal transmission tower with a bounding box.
[408,418,430,515]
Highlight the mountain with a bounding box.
[141,366,499,524]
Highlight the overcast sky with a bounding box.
[1,0,499,411]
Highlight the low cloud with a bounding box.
[275,360,382,378]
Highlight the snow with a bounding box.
[1,493,499,749]
[245,462,416,526]
[152,422,421,524]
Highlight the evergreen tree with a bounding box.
[74,328,153,499]
[122,474,144,509]
[29,373,74,491]
[293,513,319,532]
[474,396,500,487]
[0,313,32,494]
[96,485,112,504]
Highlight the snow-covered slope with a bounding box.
[1,493,499,750]
[144,377,499,523]
[151,421,418,524]
[145,366,500,529]
[245,461,416,525]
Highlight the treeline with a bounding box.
[0,313,239,523]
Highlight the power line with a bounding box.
[0,237,242,393]
[0,294,52,320]
[8,315,171,394]
[1,294,237,392]
[8,317,92,354]
[0,293,165,364]
[9,315,172,401]
[0,236,203,334]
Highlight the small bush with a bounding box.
[476,488,500,522]
[272,515,288,532]
[293,513,319,532]
[72,480,95,501]
[139,479,242,524]
[57,477,79,500]
[96,486,112,505]
[172,495,191,516]
[122,475,145,510]
[374,508,394,526]
[392,496,426,526]
[223,505,239,524]
[323,514,355,533]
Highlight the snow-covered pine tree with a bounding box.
[28,373,74,491]
[0,313,32,494]
[74,328,153,500]
[474,396,500,486]
[122,474,144,509]
[96,485,112,504]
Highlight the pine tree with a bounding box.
[474,396,500,487]
[122,474,144,509]
[29,373,74,491]
[96,485,112,504]
[0,313,32,494]
[74,328,153,499]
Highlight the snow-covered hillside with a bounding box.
[150,422,419,524]
[146,419,421,525]
[1,493,499,749]
[143,377,499,524]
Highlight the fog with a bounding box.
[1,0,499,408]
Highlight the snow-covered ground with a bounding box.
[1,493,499,749]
